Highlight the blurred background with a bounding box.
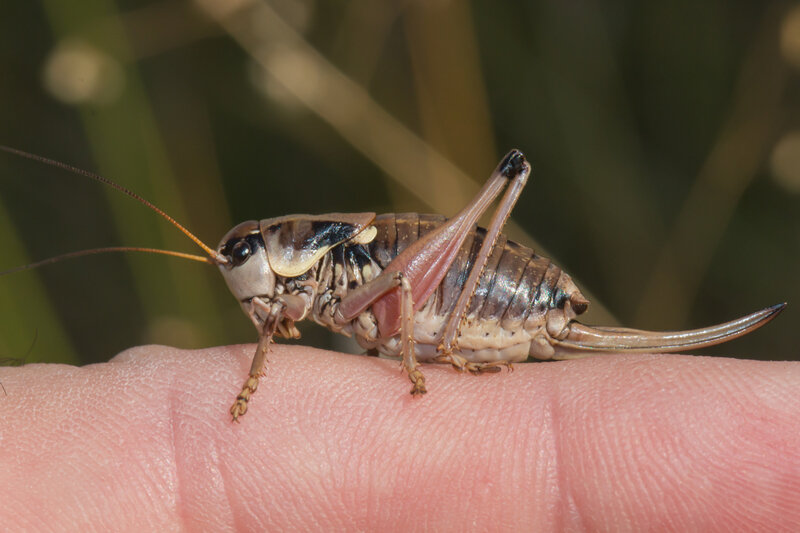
[0,0,798,368]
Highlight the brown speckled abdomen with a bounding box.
[363,213,589,362]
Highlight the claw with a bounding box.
[230,399,248,422]
[408,369,427,395]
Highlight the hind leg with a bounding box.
[438,152,531,355]
[433,353,514,375]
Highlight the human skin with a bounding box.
[0,345,798,531]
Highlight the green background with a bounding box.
[1,0,797,367]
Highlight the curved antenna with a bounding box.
[0,145,228,265]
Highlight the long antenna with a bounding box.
[0,145,228,265]
[0,246,213,277]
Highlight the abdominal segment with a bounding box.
[335,213,590,363]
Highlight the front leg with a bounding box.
[230,298,284,422]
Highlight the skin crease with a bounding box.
[0,345,798,532]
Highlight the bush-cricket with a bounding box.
[0,146,785,421]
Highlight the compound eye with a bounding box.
[231,240,252,266]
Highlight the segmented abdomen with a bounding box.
[367,213,588,330]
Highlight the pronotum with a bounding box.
[0,146,785,421]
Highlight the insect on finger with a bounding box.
[0,145,786,421]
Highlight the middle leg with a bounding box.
[335,271,426,395]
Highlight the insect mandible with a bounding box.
[0,146,786,421]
